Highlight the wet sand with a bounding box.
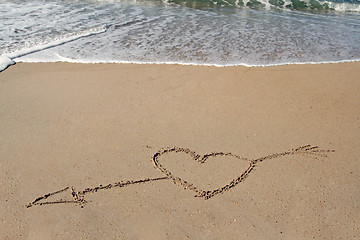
[1,62,359,239]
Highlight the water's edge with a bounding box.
[1,1,359,71]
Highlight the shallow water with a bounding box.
[0,0,359,69]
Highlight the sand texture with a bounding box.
[1,62,359,239]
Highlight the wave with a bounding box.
[14,55,360,68]
[5,25,107,60]
[161,0,360,12]
[1,0,358,71]
[0,25,107,72]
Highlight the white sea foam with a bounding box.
[8,25,107,60]
[328,2,360,12]
[0,56,15,72]
[14,51,360,68]
[0,24,106,72]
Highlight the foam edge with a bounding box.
[0,55,15,72]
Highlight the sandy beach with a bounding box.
[1,62,359,239]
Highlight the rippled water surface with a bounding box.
[0,0,359,66]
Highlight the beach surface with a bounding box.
[1,62,359,239]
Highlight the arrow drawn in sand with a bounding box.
[26,145,334,208]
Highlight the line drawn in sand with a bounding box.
[26,145,334,208]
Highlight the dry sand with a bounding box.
[0,62,359,239]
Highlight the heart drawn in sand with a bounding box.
[152,147,256,199]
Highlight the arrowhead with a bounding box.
[26,186,86,208]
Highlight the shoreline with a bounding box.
[1,61,359,239]
[10,58,360,68]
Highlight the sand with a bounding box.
[0,62,359,239]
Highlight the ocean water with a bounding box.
[0,0,359,71]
